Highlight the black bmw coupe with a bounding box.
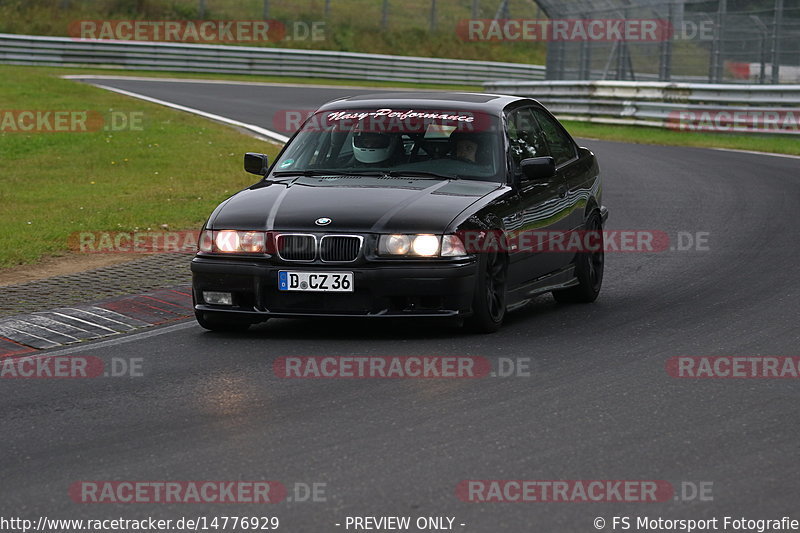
[191,92,607,333]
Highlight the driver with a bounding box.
[455,138,478,163]
[450,133,482,164]
[352,131,400,165]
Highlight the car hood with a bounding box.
[209,175,502,233]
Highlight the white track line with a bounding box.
[91,83,290,144]
[710,147,800,160]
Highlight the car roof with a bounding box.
[316,92,539,115]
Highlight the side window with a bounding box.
[506,108,546,170]
[531,109,577,166]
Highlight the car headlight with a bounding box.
[441,234,467,257]
[197,229,267,254]
[378,234,467,257]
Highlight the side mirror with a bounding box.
[244,152,269,176]
[520,156,555,181]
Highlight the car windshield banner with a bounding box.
[276,108,497,135]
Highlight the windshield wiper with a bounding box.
[271,170,341,177]
[272,169,460,180]
[385,170,460,180]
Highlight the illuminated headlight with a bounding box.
[378,234,466,257]
[411,234,439,256]
[216,230,241,252]
[197,229,267,254]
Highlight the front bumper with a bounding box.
[191,256,479,320]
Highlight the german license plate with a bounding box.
[278,271,354,292]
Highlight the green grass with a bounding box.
[0,64,278,268]
[565,120,800,156]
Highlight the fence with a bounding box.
[536,0,800,84]
[0,0,545,39]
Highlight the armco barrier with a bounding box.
[0,32,545,85]
[483,80,800,134]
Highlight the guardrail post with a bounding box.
[263,0,270,19]
[749,15,769,83]
[325,0,331,18]
[579,13,591,80]
[493,0,510,20]
[472,0,480,19]
[198,0,206,19]
[382,0,389,29]
[659,2,673,81]
[770,0,783,83]
[557,40,566,80]
[430,0,437,31]
[616,9,629,81]
[709,0,726,82]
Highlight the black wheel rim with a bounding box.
[485,249,506,322]
[587,217,604,291]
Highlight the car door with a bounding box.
[503,106,572,286]
[530,107,589,233]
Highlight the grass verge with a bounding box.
[0,64,277,268]
[565,120,800,156]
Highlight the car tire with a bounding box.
[465,236,507,334]
[195,311,253,332]
[553,210,604,304]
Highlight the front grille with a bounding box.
[320,235,362,262]
[276,234,316,262]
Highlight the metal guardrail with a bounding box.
[484,80,800,134]
[0,33,545,85]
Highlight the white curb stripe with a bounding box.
[91,83,290,144]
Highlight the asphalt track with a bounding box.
[1,77,799,532]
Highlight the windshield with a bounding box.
[273,108,503,182]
